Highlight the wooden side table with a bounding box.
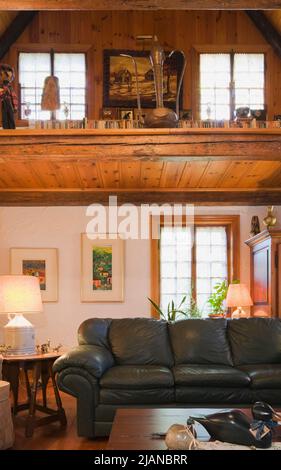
[2,352,67,437]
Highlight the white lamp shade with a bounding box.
[226,283,253,308]
[0,275,43,314]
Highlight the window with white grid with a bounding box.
[160,226,193,315]
[19,52,86,120]
[199,52,265,120]
[160,225,228,318]
[234,53,264,110]
[196,226,228,315]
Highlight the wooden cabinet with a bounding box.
[245,230,281,318]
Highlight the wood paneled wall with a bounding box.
[3,10,281,119]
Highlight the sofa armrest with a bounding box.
[53,344,115,379]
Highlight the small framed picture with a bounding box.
[180,109,192,120]
[10,248,58,302]
[81,234,124,302]
[101,108,118,120]
[119,109,134,120]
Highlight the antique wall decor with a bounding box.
[263,206,277,228]
[103,46,184,113]
[10,248,58,302]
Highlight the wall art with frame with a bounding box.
[10,248,58,302]
[103,49,183,109]
[81,234,125,302]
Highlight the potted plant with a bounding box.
[148,294,202,322]
[207,280,228,318]
[207,279,240,318]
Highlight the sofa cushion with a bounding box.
[100,388,174,404]
[228,318,281,366]
[108,318,174,367]
[100,365,174,389]
[169,319,233,366]
[239,364,281,389]
[175,387,254,404]
[173,365,250,387]
[78,318,112,348]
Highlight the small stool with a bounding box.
[0,380,14,449]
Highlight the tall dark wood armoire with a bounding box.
[245,229,281,318]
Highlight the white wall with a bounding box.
[0,205,280,347]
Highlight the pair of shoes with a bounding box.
[190,402,280,449]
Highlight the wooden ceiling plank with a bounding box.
[177,161,208,188]
[238,161,281,188]
[0,11,38,60]
[219,161,254,188]
[159,162,186,188]
[140,162,164,188]
[76,162,103,189]
[0,1,280,10]
[120,162,141,188]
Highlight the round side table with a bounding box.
[2,352,67,438]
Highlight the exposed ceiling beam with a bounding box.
[246,10,281,59]
[0,11,37,60]
[1,189,281,206]
[0,1,281,10]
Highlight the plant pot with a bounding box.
[208,313,225,319]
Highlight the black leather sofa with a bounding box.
[53,317,281,438]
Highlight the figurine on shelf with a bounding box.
[250,216,261,237]
[263,206,277,228]
[0,64,18,129]
[53,343,63,353]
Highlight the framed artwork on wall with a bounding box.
[103,49,183,109]
[10,248,58,302]
[81,234,124,302]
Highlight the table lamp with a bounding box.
[0,275,42,355]
[226,283,253,319]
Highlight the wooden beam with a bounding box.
[0,0,280,10]
[246,10,281,59]
[0,11,37,60]
[1,128,281,162]
[0,189,281,206]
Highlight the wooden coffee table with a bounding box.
[107,407,281,450]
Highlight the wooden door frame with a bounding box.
[150,214,240,318]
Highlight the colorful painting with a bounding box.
[103,49,183,109]
[22,259,46,290]
[92,246,112,291]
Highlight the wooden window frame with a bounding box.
[191,44,269,121]
[10,43,91,123]
[150,214,240,318]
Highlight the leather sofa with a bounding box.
[53,317,281,438]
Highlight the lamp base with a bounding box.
[4,314,36,355]
[231,307,249,319]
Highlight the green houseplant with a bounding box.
[148,294,202,322]
[207,279,240,317]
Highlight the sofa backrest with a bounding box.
[169,318,233,366]
[108,318,174,367]
[78,317,281,369]
[78,318,112,349]
[227,318,281,365]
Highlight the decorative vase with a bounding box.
[263,206,277,228]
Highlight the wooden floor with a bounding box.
[12,388,108,450]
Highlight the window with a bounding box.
[19,52,86,120]
[151,216,239,318]
[200,52,265,120]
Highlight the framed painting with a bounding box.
[81,234,124,302]
[103,49,183,109]
[10,248,58,302]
